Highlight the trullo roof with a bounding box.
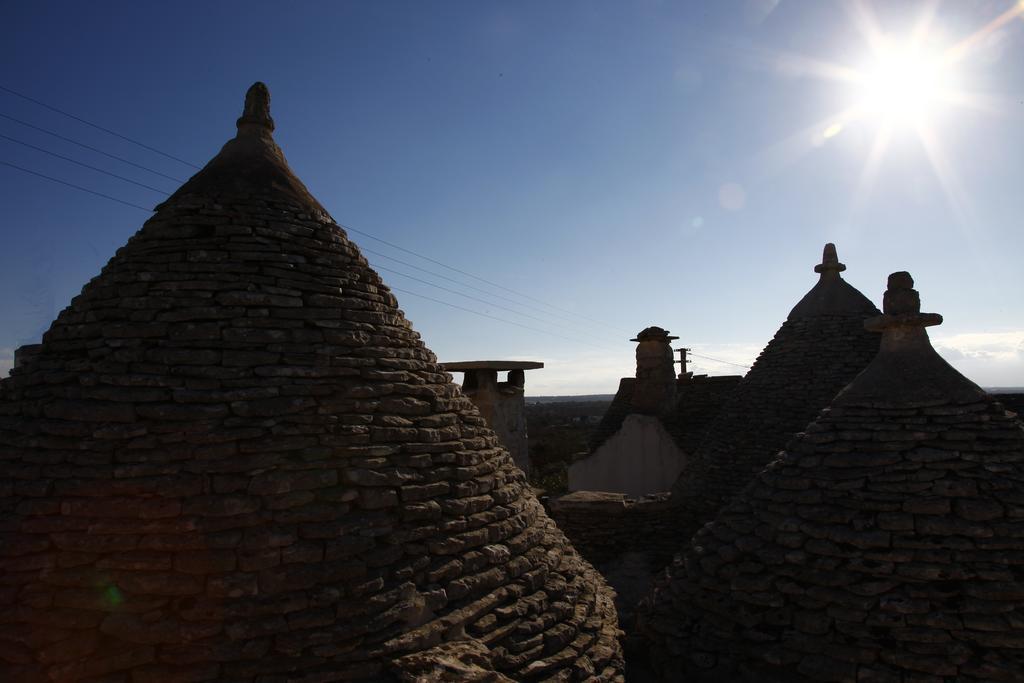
[640,272,1024,682]
[0,83,623,682]
[670,244,881,546]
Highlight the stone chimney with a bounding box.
[441,360,544,477]
[631,326,678,414]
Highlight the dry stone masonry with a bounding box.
[0,83,623,682]
[670,244,881,550]
[547,492,680,648]
[441,360,543,478]
[630,327,678,416]
[587,334,741,460]
[571,328,740,496]
[998,393,1024,417]
[640,272,1024,682]
[659,375,742,460]
[555,330,739,640]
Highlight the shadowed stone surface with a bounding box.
[442,361,543,477]
[639,273,1024,682]
[581,326,741,494]
[390,640,514,682]
[569,353,739,497]
[999,392,1024,417]
[630,327,678,416]
[669,244,880,551]
[587,375,740,462]
[0,83,623,682]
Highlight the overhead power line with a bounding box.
[373,262,562,325]
[0,133,171,194]
[0,161,609,346]
[388,286,615,351]
[3,154,619,346]
[688,350,751,370]
[363,245,559,315]
[0,89,659,345]
[0,84,201,169]
[3,155,752,370]
[363,245,621,338]
[1,160,154,212]
[0,85,626,336]
[371,261,621,342]
[0,112,186,182]
[339,221,629,334]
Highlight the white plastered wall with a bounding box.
[568,414,685,497]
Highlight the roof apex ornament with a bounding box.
[833,270,982,404]
[865,271,943,333]
[631,326,679,343]
[787,242,877,320]
[236,81,275,134]
[814,242,846,274]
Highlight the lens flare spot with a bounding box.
[823,122,843,139]
[104,584,124,606]
[718,183,746,211]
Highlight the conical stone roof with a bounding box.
[670,244,880,545]
[0,83,623,682]
[640,272,1024,682]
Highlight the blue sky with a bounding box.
[1,0,1022,394]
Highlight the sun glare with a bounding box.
[856,41,952,126]
[750,0,1024,215]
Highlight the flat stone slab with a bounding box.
[442,360,544,371]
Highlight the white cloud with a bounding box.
[932,331,1024,388]
[0,347,13,379]
[685,342,761,377]
[516,342,759,397]
[517,331,1024,396]
[934,331,1023,361]
[518,351,633,397]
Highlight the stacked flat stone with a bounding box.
[671,244,880,546]
[0,83,623,682]
[640,272,1024,682]
[548,492,677,569]
[661,375,743,457]
[999,393,1024,417]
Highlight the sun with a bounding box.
[749,1,1024,217]
[855,39,953,127]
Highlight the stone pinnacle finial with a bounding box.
[631,326,679,343]
[837,270,985,404]
[236,82,275,133]
[814,242,846,274]
[865,271,942,332]
[883,271,918,315]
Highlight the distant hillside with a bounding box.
[526,394,616,404]
[527,389,1022,404]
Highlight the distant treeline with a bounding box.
[526,394,615,404]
